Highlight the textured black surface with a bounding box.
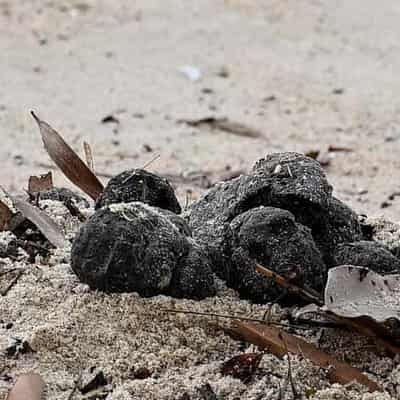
[71,202,215,299]
[332,240,400,274]
[168,241,216,299]
[229,207,326,303]
[39,187,90,208]
[186,153,330,279]
[185,152,366,303]
[71,152,388,304]
[95,169,181,213]
[314,197,363,265]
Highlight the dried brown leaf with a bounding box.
[31,111,104,200]
[12,196,67,248]
[28,172,53,195]
[232,321,380,392]
[6,373,44,400]
[0,200,12,231]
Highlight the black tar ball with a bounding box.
[229,206,326,303]
[332,240,400,274]
[71,202,215,299]
[95,169,181,214]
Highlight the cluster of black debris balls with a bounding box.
[70,152,400,304]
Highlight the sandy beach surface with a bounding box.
[1,1,400,399]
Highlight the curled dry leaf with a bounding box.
[324,265,400,322]
[31,111,104,200]
[232,321,380,392]
[28,172,53,195]
[12,197,67,248]
[6,373,44,400]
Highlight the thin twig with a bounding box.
[158,308,318,330]
[142,154,161,170]
[83,142,94,172]
[255,263,324,306]
[280,333,300,399]
[0,267,18,277]
[1,270,23,296]
[67,373,82,400]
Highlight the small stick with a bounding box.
[255,263,324,306]
[121,154,162,185]
[142,153,161,170]
[67,373,82,400]
[280,333,300,399]
[1,270,23,296]
[0,267,18,277]
[83,142,94,172]
[158,308,317,331]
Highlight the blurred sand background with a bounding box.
[1,0,400,219]
[2,2,400,399]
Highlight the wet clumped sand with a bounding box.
[1,153,400,399]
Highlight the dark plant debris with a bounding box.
[179,117,265,139]
[79,367,108,394]
[221,352,263,382]
[5,337,35,358]
[28,172,53,197]
[132,367,153,380]
[31,111,104,200]
[101,114,120,124]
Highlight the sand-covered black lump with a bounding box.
[71,202,215,299]
[186,152,397,302]
[70,152,399,303]
[95,169,181,214]
[229,206,326,303]
[39,187,90,209]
